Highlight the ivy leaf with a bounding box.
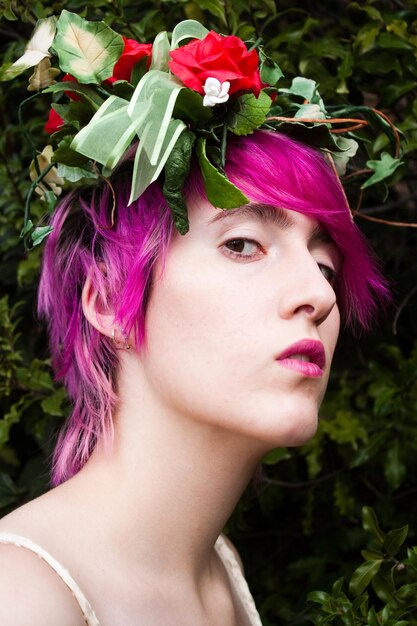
[57,163,98,183]
[196,138,249,209]
[229,91,271,136]
[280,76,319,102]
[162,129,196,235]
[52,10,124,84]
[32,226,53,247]
[332,137,359,176]
[362,152,404,189]
[259,49,284,86]
[349,559,382,596]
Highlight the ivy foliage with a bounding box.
[1,0,417,624]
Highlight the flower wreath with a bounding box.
[1,13,403,245]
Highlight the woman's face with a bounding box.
[139,198,341,449]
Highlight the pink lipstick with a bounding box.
[276,339,326,378]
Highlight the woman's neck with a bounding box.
[57,363,266,581]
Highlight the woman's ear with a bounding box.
[81,271,115,338]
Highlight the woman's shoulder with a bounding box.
[0,497,91,626]
[0,539,87,625]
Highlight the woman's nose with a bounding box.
[278,256,338,326]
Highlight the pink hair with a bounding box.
[38,131,388,486]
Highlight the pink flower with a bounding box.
[169,31,264,98]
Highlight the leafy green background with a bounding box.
[1,0,417,623]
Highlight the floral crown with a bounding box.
[1,12,403,245]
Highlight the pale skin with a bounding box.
[0,197,340,625]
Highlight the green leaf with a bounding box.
[371,571,397,606]
[53,136,90,167]
[196,0,226,23]
[52,10,124,84]
[307,590,330,605]
[162,129,196,235]
[262,447,291,465]
[42,80,104,108]
[32,226,53,247]
[362,153,404,189]
[52,100,95,130]
[41,387,68,417]
[384,439,406,490]
[20,219,34,238]
[196,138,249,209]
[229,91,271,136]
[174,89,212,125]
[259,49,284,86]
[0,403,21,445]
[362,507,385,544]
[397,583,417,600]
[332,137,359,177]
[349,559,382,596]
[383,525,409,556]
[281,76,318,102]
[43,190,58,213]
[354,25,381,54]
[57,163,98,182]
[0,473,23,509]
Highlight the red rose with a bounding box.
[62,73,80,101]
[169,31,264,98]
[107,37,153,84]
[44,108,65,134]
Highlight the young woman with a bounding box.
[0,129,387,625]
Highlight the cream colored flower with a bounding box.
[203,77,230,107]
[7,17,57,75]
[29,145,65,199]
[27,58,60,92]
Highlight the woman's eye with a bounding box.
[319,263,337,285]
[223,238,263,260]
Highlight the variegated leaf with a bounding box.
[52,10,124,84]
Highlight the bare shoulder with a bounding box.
[0,540,86,625]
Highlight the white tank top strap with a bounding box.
[0,532,100,626]
[215,534,263,626]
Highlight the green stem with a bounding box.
[18,92,42,176]
[220,123,228,170]
[22,163,55,249]
[248,37,263,52]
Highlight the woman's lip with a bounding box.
[277,358,323,378]
[276,339,326,375]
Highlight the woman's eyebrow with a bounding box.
[207,203,294,228]
[309,224,335,246]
